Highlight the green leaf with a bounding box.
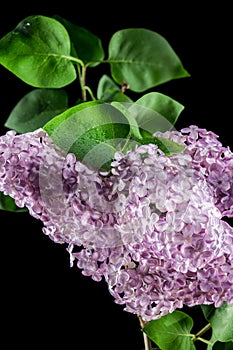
[129,92,184,135]
[4,88,68,133]
[207,333,218,350]
[212,341,233,350]
[139,135,185,156]
[0,15,76,87]
[111,101,142,140]
[0,192,27,212]
[108,28,190,92]
[43,101,130,170]
[53,15,105,67]
[108,100,185,155]
[201,303,233,342]
[207,334,233,350]
[142,310,196,350]
[97,75,133,102]
[207,331,233,350]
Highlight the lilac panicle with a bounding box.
[0,125,232,322]
[162,125,233,218]
[0,128,117,247]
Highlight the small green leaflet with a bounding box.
[142,310,196,350]
[140,136,185,156]
[97,75,133,102]
[0,192,27,212]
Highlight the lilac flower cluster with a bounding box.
[164,125,233,218]
[0,125,232,322]
[0,128,119,248]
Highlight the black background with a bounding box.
[0,2,232,349]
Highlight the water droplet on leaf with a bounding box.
[15,19,32,36]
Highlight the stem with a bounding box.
[65,55,84,66]
[138,315,152,350]
[81,65,87,101]
[193,323,211,342]
[76,63,96,102]
[143,332,153,350]
[76,64,88,101]
[196,337,213,345]
[84,86,96,101]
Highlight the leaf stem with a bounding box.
[84,86,96,100]
[193,323,211,342]
[76,63,88,101]
[196,337,213,345]
[81,65,87,101]
[66,55,84,66]
[138,315,153,350]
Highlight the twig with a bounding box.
[193,323,211,342]
[138,315,153,350]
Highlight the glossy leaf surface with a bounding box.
[130,92,184,134]
[0,15,76,87]
[143,310,195,350]
[43,101,130,169]
[108,28,190,92]
[201,303,233,342]
[5,89,68,133]
[54,15,104,66]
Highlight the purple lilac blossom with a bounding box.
[0,125,232,322]
[0,128,118,248]
[159,125,233,218]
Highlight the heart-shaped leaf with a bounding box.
[108,28,190,92]
[43,101,130,170]
[142,310,196,350]
[0,15,76,87]
[207,332,233,350]
[129,92,185,135]
[110,101,185,155]
[53,15,105,67]
[212,341,233,349]
[4,88,68,133]
[201,302,233,343]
